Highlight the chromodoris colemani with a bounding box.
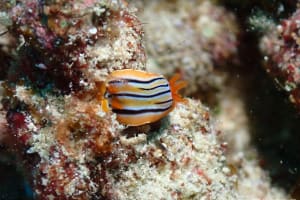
[101,69,186,126]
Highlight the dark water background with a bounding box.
[224,0,300,194]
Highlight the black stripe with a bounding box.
[155,99,173,104]
[108,80,124,84]
[113,89,171,98]
[112,105,172,115]
[139,84,169,91]
[109,77,165,84]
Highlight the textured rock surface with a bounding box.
[3,75,241,199]
[0,0,289,199]
[111,99,238,199]
[135,0,239,99]
[132,0,288,199]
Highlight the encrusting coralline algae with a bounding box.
[0,0,288,199]
[261,8,300,111]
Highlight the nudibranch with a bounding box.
[101,69,187,126]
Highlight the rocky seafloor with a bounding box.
[0,0,299,199]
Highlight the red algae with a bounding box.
[261,9,300,110]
